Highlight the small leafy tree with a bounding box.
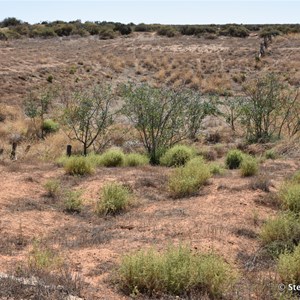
[24,88,54,139]
[60,84,115,156]
[122,84,212,164]
[186,92,219,140]
[220,96,244,132]
[240,73,299,143]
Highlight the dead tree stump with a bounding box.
[66,145,72,157]
[10,142,17,160]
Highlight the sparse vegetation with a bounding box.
[63,190,83,213]
[118,244,235,298]
[96,182,132,215]
[44,179,61,198]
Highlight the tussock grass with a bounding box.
[96,182,132,215]
[98,149,125,167]
[118,244,235,298]
[259,213,300,257]
[64,156,94,175]
[160,145,195,167]
[278,244,300,284]
[125,153,149,167]
[168,157,211,198]
[240,155,259,177]
[279,182,300,213]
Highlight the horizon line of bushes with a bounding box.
[0,17,300,40]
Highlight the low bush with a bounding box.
[240,155,259,177]
[160,145,195,167]
[209,163,225,175]
[118,244,235,298]
[250,175,271,192]
[225,149,244,169]
[44,179,61,198]
[64,156,94,175]
[168,157,211,198]
[291,170,300,183]
[99,149,125,167]
[42,119,59,134]
[279,182,300,213]
[265,149,277,160]
[99,26,116,39]
[96,182,132,215]
[157,26,177,37]
[278,244,300,284]
[259,213,300,257]
[63,190,83,213]
[28,240,61,271]
[125,153,149,167]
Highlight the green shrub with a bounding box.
[279,182,300,213]
[46,75,53,83]
[157,26,177,37]
[265,149,277,160]
[96,182,132,215]
[209,163,225,175]
[64,156,94,175]
[42,119,59,134]
[240,155,258,177]
[118,244,235,298]
[99,149,125,167]
[28,240,61,271]
[125,153,149,167]
[278,244,300,284]
[225,149,244,169]
[259,213,300,257]
[99,26,116,39]
[0,31,7,40]
[160,145,195,167]
[168,157,211,198]
[63,190,83,213]
[44,179,61,198]
[291,170,300,183]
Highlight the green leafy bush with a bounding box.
[118,244,235,298]
[64,156,94,175]
[278,244,300,284]
[259,213,300,257]
[125,153,149,167]
[225,149,244,169]
[279,182,300,213]
[96,182,132,215]
[160,145,195,167]
[240,155,258,177]
[63,190,83,213]
[100,149,125,167]
[44,179,61,198]
[168,157,211,198]
[42,119,59,134]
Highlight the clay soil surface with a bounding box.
[0,157,299,299]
